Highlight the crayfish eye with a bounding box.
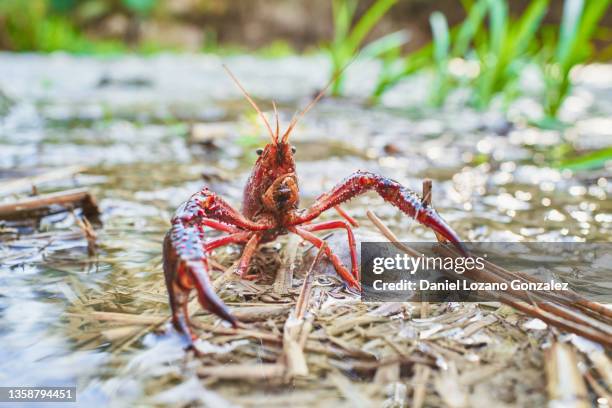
[291,146,296,154]
[256,148,264,156]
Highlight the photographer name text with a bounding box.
[372,279,569,292]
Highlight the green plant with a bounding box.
[471,0,549,109]
[122,0,157,16]
[326,0,397,96]
[0,0,164,53]
[0,0,47,50]
[429,12,450,106]
[558,147,612,171]
[370,0,488,105]
[0,0,127,53]
[369,44,431,104]
[543,0,610,117]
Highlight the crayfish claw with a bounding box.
[163,226,238,345]
[414,206,469,256]
[187,261,238,328]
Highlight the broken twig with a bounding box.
[0,188,100,222]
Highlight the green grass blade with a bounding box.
[569,0,611,66]
[487,0,508,56]
[370,44,432,102]
[556,0,584,65]
[360,30,409,58]
[545,0,609,116]
[430,11,451,106]
[345,0,397,56]
[559,147,612,171]
[332,0,357,47]
[511,0,549,58]
[330,0,358,95]
[452,0,488,57]
[460,0,475,10]
[473,0,508,109]
[430,12,450,64]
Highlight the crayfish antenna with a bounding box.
[272,101,280,143]
[222,64,276,143]
[280,55,358,143]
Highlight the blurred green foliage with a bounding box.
[368,0,550,108]
[122,0,157,15]
[429,11,450,107]
[0,0,159,53]
[369,0,487,105]
[542,0,611,116]
[470,0,549,109]
[339,0,609,120]
[558,147,612,171]
[326,0,398,96]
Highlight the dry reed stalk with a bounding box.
[73,213,97,256]
[282,317,310,378]
[69,311,166,325]
[502,299,612,347]
[373,361,399,384]
[421,179,435,318]
[197,363,285,380]
[434,362,468,408]
[329,355,433,374]
[0,188,100,221]
[584,348,612,387]
[412,364,431,408]
[545,342,589,408]
[329,368,373,407]
[213,258,241,290]
[470,256,612,325]
[113,320,167,353]
[295,243,324,320]
[461,314,497,338]
[192,322,282,344]
[273,234,300,294]
[382,382,408,407]
[281,246,326,379]
[327,336,376,359]
[435,244,612,326]
[366,210,612,347]
[231,305,291,322]
[326,315,386,336]
[435,244,612,347]
[102,326,143,341]
[583,370,612,403]
[458,364,506,387]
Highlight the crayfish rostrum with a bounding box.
[163,66,464,346]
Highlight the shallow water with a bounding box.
[0,54,610,406]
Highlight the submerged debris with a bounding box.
[0,188,100,223]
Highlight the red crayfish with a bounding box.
[163,67,464,346]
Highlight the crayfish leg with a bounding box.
[289,226,360,289]
[234,233,262,279]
